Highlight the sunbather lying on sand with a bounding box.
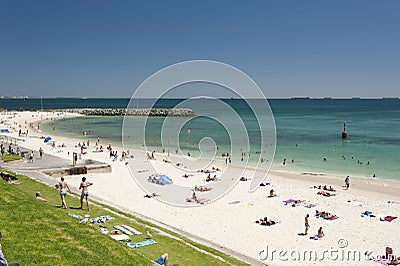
[324,185,336,192]
[182,173,194,178]
[144,193,160,198]
[194,185,212,192]
[198,169,215,173]
[206,174,219,182]
[1,172,21,185]
[186,192,210,204]
[315,210,338,220]
[313,185,336,191]
[317,191,336,197]
[257,217,281,226]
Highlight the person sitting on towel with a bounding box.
[318,227,325,238]
[154,253,169,266]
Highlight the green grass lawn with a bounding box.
[1,152,22,162]
[0,170,249,266]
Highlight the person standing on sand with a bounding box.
[79,177,93,211]
[345,176,350,190]
[305,214,310,235]
[57,177,71,209]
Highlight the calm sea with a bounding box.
[2,98,399,181]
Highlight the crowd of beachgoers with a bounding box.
[1,111,399,265]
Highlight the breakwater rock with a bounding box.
[62,108,197,117]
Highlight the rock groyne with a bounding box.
[62,108,196,117]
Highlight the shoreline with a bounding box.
[2,111,400,266]
[36,112,400,197]
[34,113,400,187]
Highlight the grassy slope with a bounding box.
[1,152,22,162]
[0,170,249,266]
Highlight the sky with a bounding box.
[0,0,399,98]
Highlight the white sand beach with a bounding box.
[2,111,400,266]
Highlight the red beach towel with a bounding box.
[384,216,397,222]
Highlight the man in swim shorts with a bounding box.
[57,177,71,209]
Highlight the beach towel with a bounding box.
[228,201,241,205]
[121,225,142,235]
[282,199,295,204]
[282,199,304,206]
[98,227,109,235]
[346,200,363,206]
[328,216,339,221]
[373,259,391,266]
[384,216,397,222]
[68,213,82,219]
[110,234,130,241]
[361,211,373,217]
[113,225,134,235]
[126,239,156,248]
[148,175,173,185]
[90,215,115,224]
[304,202,318,208]
[78,218,88,224]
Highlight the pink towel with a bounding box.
[384,216,397,222]
[373,259,391,266]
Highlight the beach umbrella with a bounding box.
[44,136,52,143]
[158,175,173,185]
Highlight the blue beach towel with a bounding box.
[126,239,156,248]
[361,211,373,216]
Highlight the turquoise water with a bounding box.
[35,98,400,181]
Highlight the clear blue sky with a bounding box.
[0,1,399,98]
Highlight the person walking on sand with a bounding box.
[57,177,71,209]
[345,176,350,190]
[29,151,34,163]
[305,214,310,235]
[79,177,93,211]
[39,147,44,159]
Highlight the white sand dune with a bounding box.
[2,111,400,266]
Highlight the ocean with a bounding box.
[2,97,399,181]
